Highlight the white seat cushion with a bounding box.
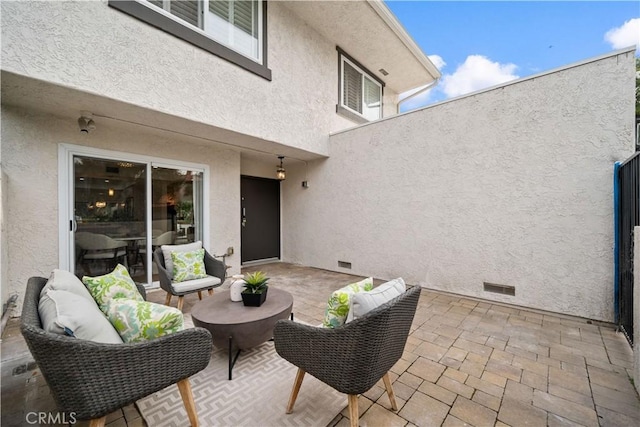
[40,269,94,302]
[346,278,406,323]
[161,241,203,277]
[38,289,123,344]
[171,275,221,293]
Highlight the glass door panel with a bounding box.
[73,157,147,280]
[149,167,204,283]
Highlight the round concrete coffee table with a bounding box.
[191,288,293,379]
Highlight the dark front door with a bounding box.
[241,176,281,263]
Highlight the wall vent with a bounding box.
[338,261,352,269]
[483,282,515,296]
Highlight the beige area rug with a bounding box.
[137,340,345,427]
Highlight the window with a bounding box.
[338,49,384,122]
[59,145,209,287]
[109,0,270,80]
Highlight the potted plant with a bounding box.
[241,271,269,307]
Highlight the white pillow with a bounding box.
[347,278,406,323]
[38,289,123,344]
[161,241,203,277]
[40,269,94,302]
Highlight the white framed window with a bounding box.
[109,0,270,80]
[339,51,383,122]
[58,144,210,287]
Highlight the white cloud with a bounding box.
[398,54,519,112]
[428,54,446,71]
[440,55,518,98]
[604,18,640,49]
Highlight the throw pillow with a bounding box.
[171,249,208,282]
[322,277,374,328]
[161,241,203,277]
[38,289,123,344]
[82,264,144,313]
[105,299,184,343]
[347,278,406,323]
[40,269,95,302]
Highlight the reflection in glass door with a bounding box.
[69,151,206,286]
[73,157,147,280]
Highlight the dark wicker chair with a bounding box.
[153,247,226,311]
[273,284,421,427]
[21,276,213,427]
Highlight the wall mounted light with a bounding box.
[108,188,115,197]
[78,111,96,134]
[276,156,286,181]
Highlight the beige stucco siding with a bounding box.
[1,106,241,312]
[282,49,636,321]
[0,1,395,156]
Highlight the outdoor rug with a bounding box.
[137,340,346,427]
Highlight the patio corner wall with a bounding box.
[282,48,636,322]
[634,225,640,396]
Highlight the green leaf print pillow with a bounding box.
[322,277,374,328]
[105,299,184,343]
[82,264,144,313]
[171,249,208,282]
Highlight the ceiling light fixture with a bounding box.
[276,156,286,181]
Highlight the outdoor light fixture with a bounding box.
[108,188,115,196]
[276,156,286,180]
[78,112,96,134]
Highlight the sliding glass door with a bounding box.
[64,146,207,286]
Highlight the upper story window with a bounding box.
[109,0,270,80]
[337,48,384,123]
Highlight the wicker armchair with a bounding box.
[153,247,226,311]
[273,285,421,427]
[21,277,213,427]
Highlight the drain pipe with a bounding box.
[1,294,18,337]
[397,77,440,114]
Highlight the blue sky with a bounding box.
[385,1,640,110]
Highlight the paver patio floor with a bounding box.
[2,262,639,426]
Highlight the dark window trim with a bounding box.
[337,46,385,87]
[108,0,271,81]
[336,46,384,123]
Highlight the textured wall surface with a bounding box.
[0,1,396,156]
[283,49,636,321]
[1,106,241,313]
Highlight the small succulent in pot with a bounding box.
[242,271,269,294]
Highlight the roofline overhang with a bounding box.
[367,0,441,81]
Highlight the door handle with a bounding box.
[242,218,247,227]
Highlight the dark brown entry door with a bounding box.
[241,176,281,263]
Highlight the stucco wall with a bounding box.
[282,49,636,321]
[1,105,241,313]
[1,0,396,156]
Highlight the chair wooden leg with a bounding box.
[177,296,185,311]
[165,292,172,306]
[286,368,306,414]
[208,289,213,296]
[382,372,398,411]
[348,394,359,427]
[89,417,106,427]
[177,378,199,427]
[197,291,203,300]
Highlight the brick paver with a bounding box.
[3,262,639,427]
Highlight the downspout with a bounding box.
[397,77,440,114]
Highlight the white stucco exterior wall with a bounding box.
[283,49,636,321]
[1,1,397,156]
[1,105,241,313]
